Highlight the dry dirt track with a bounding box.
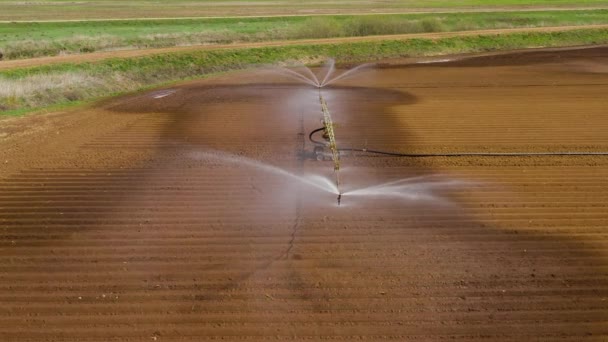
[1,47,608,341]
[2,24,608,71]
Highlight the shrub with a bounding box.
[289,17,344,39]
[421,18,447,33]
[344,16,423,36]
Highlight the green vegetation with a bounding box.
[2,28,607,116]
[1,0,607,21]
[1,10,607,60]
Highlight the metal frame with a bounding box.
[318,90,341,195]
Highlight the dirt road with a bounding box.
[1,24,608,71]
[1,47,607,341]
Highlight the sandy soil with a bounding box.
[1,24,608,71]
[1,47,607,341]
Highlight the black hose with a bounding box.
[340,148,608,157]
[309,127,327,146]
[309,127,608,157]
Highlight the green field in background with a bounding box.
[1,10,607,59]
[2,28,607,115]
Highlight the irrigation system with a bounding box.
[309,126,608,157]
[275,60,608,205]
[318,90,342,204]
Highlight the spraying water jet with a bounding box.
[269,59,373,89]
[320,61,373,87]
[188,149,340,195]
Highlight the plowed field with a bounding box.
[1,47,607,341]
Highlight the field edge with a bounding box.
[2,27,608,117]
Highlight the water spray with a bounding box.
[270,59,373,88]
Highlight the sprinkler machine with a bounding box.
[315,90,342,205]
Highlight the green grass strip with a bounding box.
[1,9,607,60]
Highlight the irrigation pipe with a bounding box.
[309,127,608,157]
[309,127,327,146]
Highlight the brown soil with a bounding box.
[1,24,608,71]
[2,3,607,21]
[1,47,608,341]
[2,7,607,23]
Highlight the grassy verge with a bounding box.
[1,28,607,116]
[1,10,607,60]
